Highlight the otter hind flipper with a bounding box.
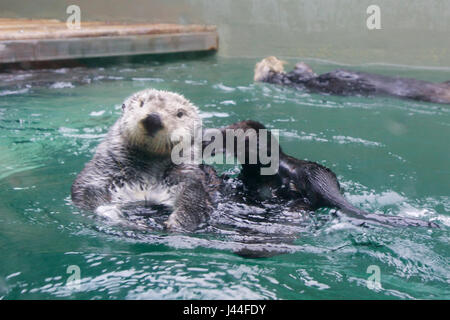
[302,165,439,228]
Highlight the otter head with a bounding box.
[119,88,201,156]
[254,56,287,82]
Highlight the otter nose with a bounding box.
[142,112,163,136]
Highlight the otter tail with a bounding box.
[307,168,438,228]
[323,190,439,228]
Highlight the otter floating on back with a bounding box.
[254,56,450,104]
[71,89,222,232]
[203,120,439,229]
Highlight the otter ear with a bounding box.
[122,103,126,111]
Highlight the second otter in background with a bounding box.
[254,56,450,104]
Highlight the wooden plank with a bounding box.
[0,21,103,30]
[0,22,216,40]
[0,32,218,63]
[0,18,62,25]
[0,19,218,63]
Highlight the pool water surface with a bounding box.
[0,55,449,299]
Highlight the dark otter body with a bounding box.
[204,120,438,228]
[263,62,450,104]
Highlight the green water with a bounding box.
[0,55,449,299]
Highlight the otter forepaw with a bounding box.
[165,209,206,233]
[165,210,183,232]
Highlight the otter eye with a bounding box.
[177,110,184,118]
[140,101,144,108]
[122,103,126,111]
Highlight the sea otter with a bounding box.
[71,88,222,232]
[203,120,439,228]
[71,89,438,231]
[254,56,450,104]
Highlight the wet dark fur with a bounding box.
[204,120,439,228]
[263,64,450,104]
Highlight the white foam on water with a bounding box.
[90,110,106,117]
[345,188,448,227]
[52,68,68,74]
[213,83,236,92]
[434,215,450,227]
[296,269,330,290]
[59,127,79,134]
[324,220,361,234]
[50,82,74,89]
[281,130,328,143]
[185,80,207,85]
[220,100,236,106]
[397,203,450,227]
[333,135,383,147]
[200,112,229,119]
[5,272,21,280]
[59,126,105,139]
[0,88,30,96]
[346,190,406,207]
[131,77,164,82]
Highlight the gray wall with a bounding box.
[1,0,449,67]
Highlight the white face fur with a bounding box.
[253,56,286,82]
[119,89,201,156]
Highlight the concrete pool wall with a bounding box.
[1,0,449,67]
